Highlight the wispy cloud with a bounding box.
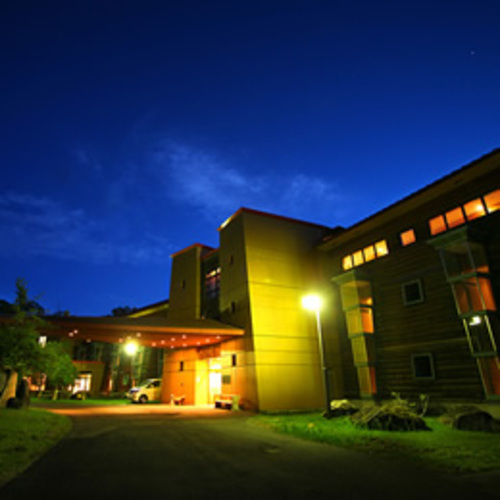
[0,193,173,265]
[149,141,343,225]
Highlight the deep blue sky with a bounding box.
[1,1,499,315]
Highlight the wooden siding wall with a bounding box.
[322,167,499,401]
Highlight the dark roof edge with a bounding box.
[319,148,500,249]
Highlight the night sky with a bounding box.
[1,1,499,315]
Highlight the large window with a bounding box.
[432,233,499,359]
[335,273,377,397]
[204,267,221,299]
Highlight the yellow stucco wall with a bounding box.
[220,210,331,411]
[168,245,203,321]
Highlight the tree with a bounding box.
[40,342,77,400]
[110,305,138,317]
[0,279,47,407]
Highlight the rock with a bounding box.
[329,399,359,417]
[351,403,431,431]
[452,409,496,432]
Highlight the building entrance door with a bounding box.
[209,359,222,403]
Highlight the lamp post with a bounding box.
[124,341,139,388]
[302,294,332,419]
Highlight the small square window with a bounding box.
[484,189,500,214]
[412,354,435,380]
[374,240,389,257]
[429,215,447,235]
[363,245,376,262]
[353,250,364,267]
[400,229,416,247]
[402,280,424,305]
[342,255,353,271]
[445,207,466,229]
[463,199,487,221]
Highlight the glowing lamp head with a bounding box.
[302,294,323,312]
[124,341,139,356]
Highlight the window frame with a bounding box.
[402,279,424,306]
[411,353,435,380]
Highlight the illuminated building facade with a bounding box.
[20,149,498,408]
[161,149,500,409]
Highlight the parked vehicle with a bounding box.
[127,378,162,404]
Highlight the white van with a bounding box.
[127,378,162,404]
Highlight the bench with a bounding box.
[214,394,240,410]
[170,394,185,405]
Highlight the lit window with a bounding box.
[453,277,497,314]
[205,267,221,298]
[353,250,364,267]
[400,229,416,246]
[374,240,389,257]
[342,255,353,271]
[345,307,374,335]
[445,207,466,229]
[484,189,500,214]
[429,215,447,235]
[363,245,376,262]
[463,199,487,221]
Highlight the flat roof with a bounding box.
[38,316,244,349]
[218,206,332,232]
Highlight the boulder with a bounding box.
[329,399,360,417]
[452,409,496,432]
[351,403,431,431]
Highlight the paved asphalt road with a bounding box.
[1,404,498,500]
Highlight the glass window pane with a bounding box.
[477,357,500,396]
[484,189,500,214]
[464,199,486,221]
[429,215,447,235]
[374,240,389,257]
[445,207,466,229]
[478,277,497,311]
[357,366,377,395]
[453,278,497,314]
[353,250,364,267]
[467,317,496,355]
[363,245,376,262]
[400,229,416,246]
[342,255,353,271]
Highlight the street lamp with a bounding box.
[124,341,139,388]
[302,294,332,419]
[124,340,138,356]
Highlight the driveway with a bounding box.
[1,404,497,499]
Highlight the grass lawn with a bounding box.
[250,413,500,474]
[0,407,72,488]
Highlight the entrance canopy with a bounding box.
[45,316,244,349]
